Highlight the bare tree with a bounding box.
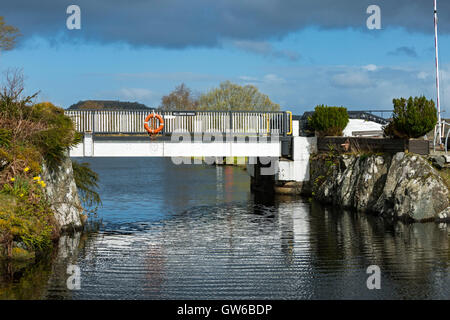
[2,68,25,100]
[0,68,38,119]
[160,83,198,110]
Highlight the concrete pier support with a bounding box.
[83,132,94,157]
[248,158,276,193]
[248,136,317,195]
[275,137,317,195]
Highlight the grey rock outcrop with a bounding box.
[430,155,446,169]
[437,207,450,222]
[41,153,84,231]
[310,152,449,222]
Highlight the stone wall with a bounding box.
[41,152,84,231]
[309,152,449,222]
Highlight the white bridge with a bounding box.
[66,110,294,158]
[65,109,387,190]
[65,109,314,189]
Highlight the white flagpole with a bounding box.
[434,0,442,142]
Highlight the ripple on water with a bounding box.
[33,158,449,299]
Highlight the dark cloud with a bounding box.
[388,46,418,58]
[2,1,449,48]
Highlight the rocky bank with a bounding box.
[41,153,84,232]
[309,152,449,222]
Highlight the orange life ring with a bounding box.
[144,113,164,134]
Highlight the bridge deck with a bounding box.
[70,134,282,157]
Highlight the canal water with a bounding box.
[1,157,449,299]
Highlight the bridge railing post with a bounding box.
[91,111,95,134]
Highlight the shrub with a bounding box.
[31,102,81,170]
[0,129,11,148]
[384,96,437,139]
[72,160,101,211]
[308,105,349,137]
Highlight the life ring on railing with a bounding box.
[144,113,164,134]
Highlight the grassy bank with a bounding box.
[0,77,98,260]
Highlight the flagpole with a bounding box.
[434,0,442,142]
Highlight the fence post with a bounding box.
[91,111,95,134]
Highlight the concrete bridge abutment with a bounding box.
[247,134,317,195]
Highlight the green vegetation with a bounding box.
[0,71,99,260]
[384,96,437,139]
[68,100,150,110]
[0,177,58,258]
[160,81,280,111]
[31,102,83,170]
[198,81,280,111]
[0,16,20,51]
[308,105,349,137]
[72,160,101,211]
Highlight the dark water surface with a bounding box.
[1,157,449,299]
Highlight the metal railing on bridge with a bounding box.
[64,110,292,136]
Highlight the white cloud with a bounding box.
[112,72,221,82]
[330,71,374,89]
[238,75,259,82]
[363,64,377,72]
[238,73,286,85]
[118,88,155,100]
[417,71,429,80]
[263,74,286,83]
[247,64,450,113]
[439,69,450,81]
[90,64,450,116]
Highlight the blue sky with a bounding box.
[1,1,450,115]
